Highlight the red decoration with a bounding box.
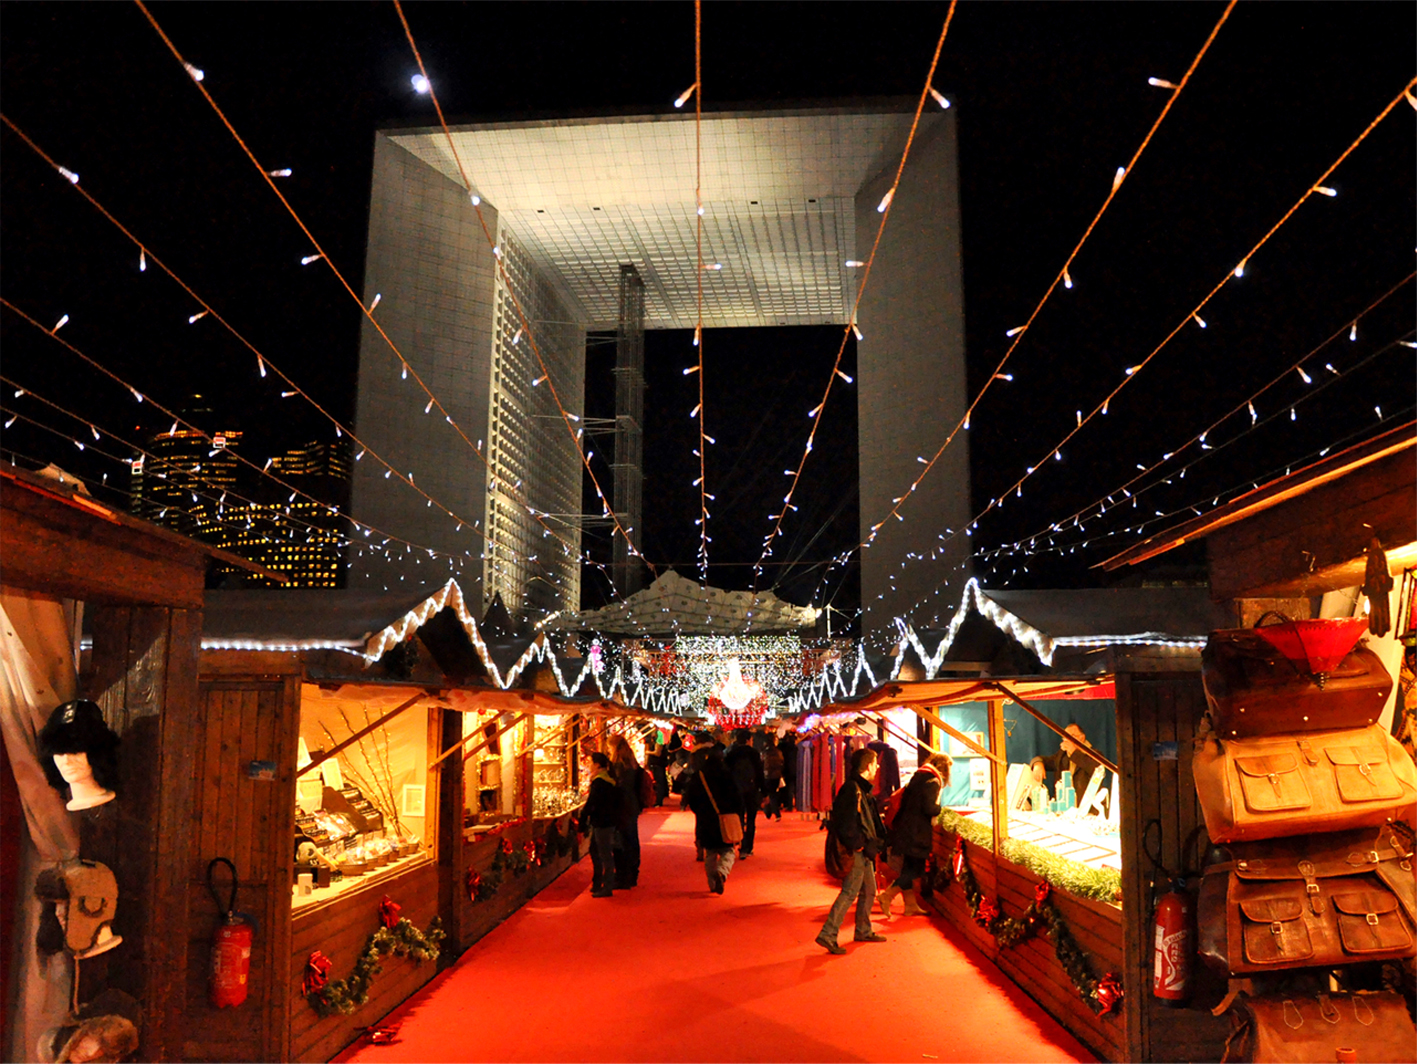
[500,838,514,855]
[523,839,539,867]
[975,896,999,927]
[1034,880,1052,906]
[952,837,967,879]
[465,869,482,900]
[303,951,332,996]
[1094,972,1124,1014]
[378,895,402,930]
[1254,617,1368,675]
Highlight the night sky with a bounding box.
[3,3,1413,630]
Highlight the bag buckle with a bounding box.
[1283,999,1303,1029]
[1271,920,1285,939]
[1358,763,1374,782]
[1366,912,1380,928]
[1368,850,1380,864]
[1305,882,1320,895]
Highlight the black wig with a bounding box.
[38,699,120,797]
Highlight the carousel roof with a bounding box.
[546,570,819,636]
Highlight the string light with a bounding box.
[674,82,696,108]
[51,314,69,333]
[300,253,323,265]
[1314,186,1337,197]
[876,189,894,213]
[1112,166,1126,191]
[411,73,430,94]
[267,168,292,177]
[1148,77,1178,89]
[182,62,204,82]
[368,293,381,311]
[139,249,147,272]
[928,87,951,109]
[1193,312,1207,328]
[188,310,208,324]
[57,166,79,185]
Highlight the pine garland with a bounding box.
[305,916,445,1018]
[931,831,1123,1017]
[938,810,1121,904]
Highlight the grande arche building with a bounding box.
[350,100,970,633]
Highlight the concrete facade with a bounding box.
[855,114,972,630]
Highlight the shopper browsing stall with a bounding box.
[1029,723,1097,807]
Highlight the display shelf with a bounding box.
[953,806,1121,871]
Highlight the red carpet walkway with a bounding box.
[338,807,1095,1063]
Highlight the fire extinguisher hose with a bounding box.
[208,857,240,923]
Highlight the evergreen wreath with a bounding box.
[305,915,445,1018]
[935,831,1123,1017]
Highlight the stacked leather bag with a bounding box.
[1192,622,1417,1063]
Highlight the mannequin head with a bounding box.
[39,700,119,807]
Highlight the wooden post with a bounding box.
[988,697,1008,853]
[436,706,464,961]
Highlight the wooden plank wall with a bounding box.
[928,828,1127,1063]
[290,861,441,1064]
[81,605,204,1062]
[452,814,584,953]
[1115,654,1231,1063]
[179,678,301,1062]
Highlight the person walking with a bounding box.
[879,753,952,918]
[724,728,766,857]
[778,730,798,812]
[577,752,621,898]
[816,747,888,953]
[606,734,643,888]
[684,733,743,894]
[646,740,670,807]
[762,736,785,820]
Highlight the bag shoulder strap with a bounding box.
[700,773,723,816]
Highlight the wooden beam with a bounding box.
[297,692,425,777]
[987,682,1120,775]
[906,704,1006,766]
[515,714,577,758]
[426,711,528,769]
[864,709,950,762]
[988,698,1009,853]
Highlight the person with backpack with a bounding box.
[577,752,622,898]
[724,728,766,857]
[815,747,887,953]
[684,732,744,894]
[879,753,952,918]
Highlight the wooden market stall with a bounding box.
[196,581,649,1062]
[0,464,272,1062]
[1099,421,1417,1063]
[800,583,1227,1063]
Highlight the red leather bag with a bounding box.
[1197,825,1416,976]
[1202,628,1391,740]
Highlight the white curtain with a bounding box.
[1,589,82,1063]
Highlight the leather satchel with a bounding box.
[699,776,744,845]
[1197,825,1416,976]
[1202,628,1391,740]
[1192,723,1417,843]
[1222,992,1417,1063]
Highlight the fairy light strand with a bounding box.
[752,0,958,589]
[852,0,1237,551]
[389,0,649,591]
[129,1,593,601]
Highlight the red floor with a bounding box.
[338,807,1096,1063]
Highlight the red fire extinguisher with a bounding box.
[1144,820,1195,1006]
[208,858,253,1008]
[1152,879,1192,1005]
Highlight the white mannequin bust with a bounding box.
[51,752,116,811]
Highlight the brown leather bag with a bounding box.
[1192,724,1417,843]
[1203,628,1392,740]
[1197,826,1416,976]
[1222,992,1417,1063]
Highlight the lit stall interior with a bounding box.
[292,685,434,907]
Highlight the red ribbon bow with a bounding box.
[1034,880,1052,906]
[466,869,482,900]
[523,839,539,867]
[1094,972,1124,1014]
[303,950,332,996]
[952,837,967,879]
[500,838,514,855]
[378,895,402,930]
[975,896,999,927]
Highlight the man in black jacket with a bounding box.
[816,747,888,954]
[685,735,744,895]
[1029,723,1098,807]
[724,729,766,857]
[576,752,622,898]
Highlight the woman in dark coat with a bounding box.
[606,734,643,888]
[880,753,952,917]
[684,736,744,894]
[576,752,622,898]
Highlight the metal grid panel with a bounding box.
[390,110,919,328]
